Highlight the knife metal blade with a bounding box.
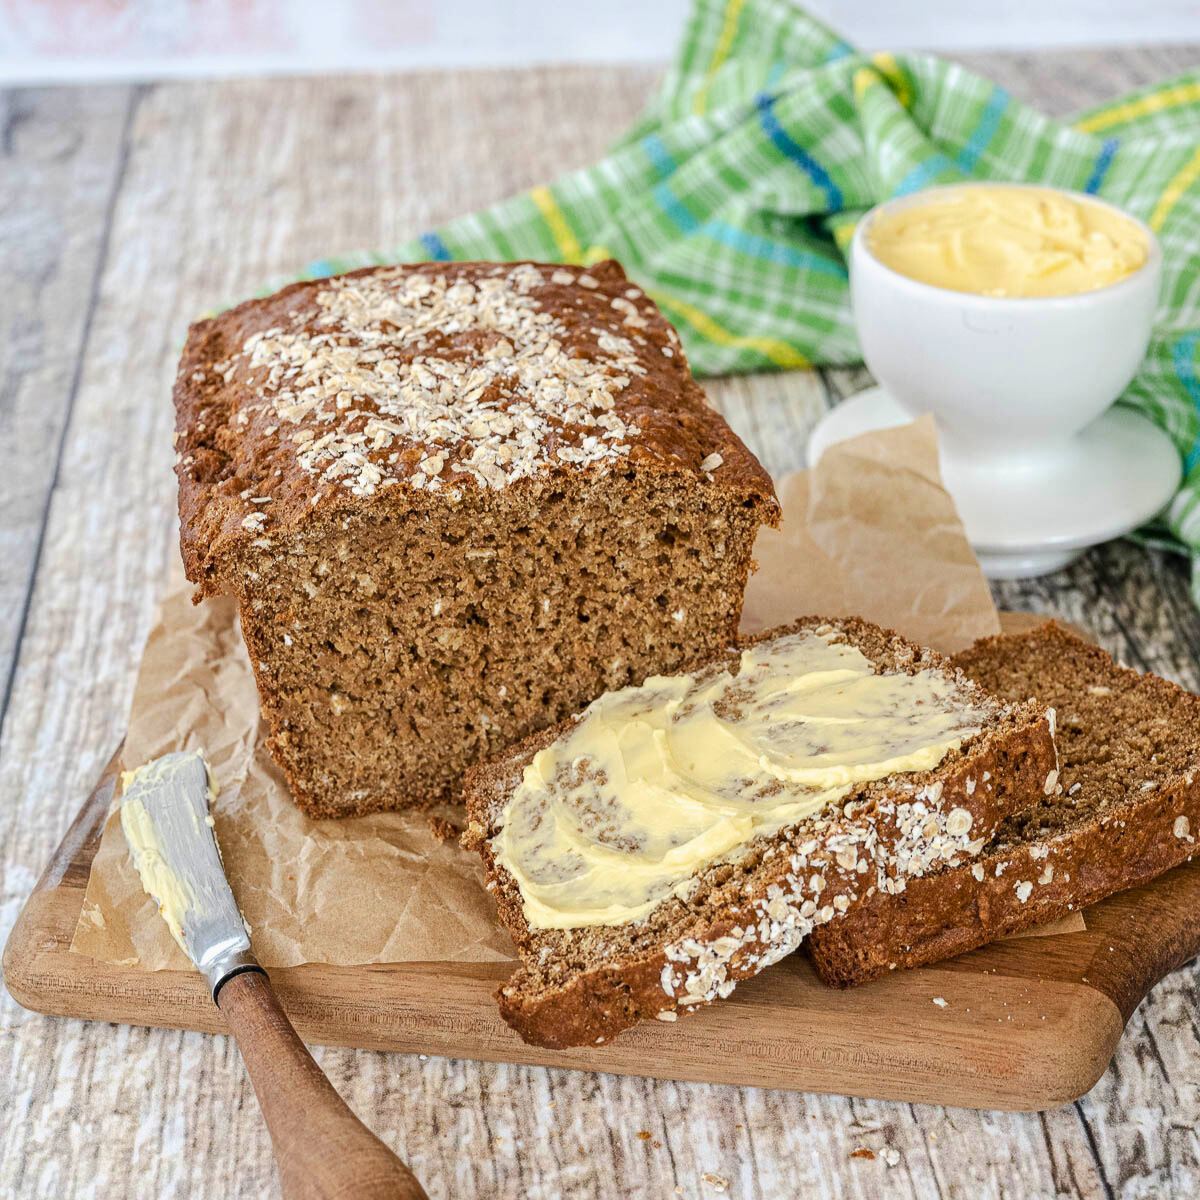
[119,750,260,996]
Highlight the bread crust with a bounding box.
[172,259,778,595]
[463,616,1057,1048]
[809,773,1200,987]
[808,622,1200,987]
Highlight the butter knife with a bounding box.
[120,750,427,1200]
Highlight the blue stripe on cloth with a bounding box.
[419,231,453,261]
[1173,332,1200,472]
[764,60,787,90]
[754,91,844,210]
[641,133,677,178]
[1084,138,1120,194]
[893,153,954,196]
[653,181,701,232]
[955,87,1010,173]
[305,258,335,278]
[700,219,847,276]
[824,41,854,62]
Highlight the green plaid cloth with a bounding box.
[302,0,1200,598]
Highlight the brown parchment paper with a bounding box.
[740,416,999,653]
[73,585,519,970]
[71,418,1077,972]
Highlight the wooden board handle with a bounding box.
[217,970,428,1199]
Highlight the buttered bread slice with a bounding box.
[808,623,1200,988]
[462,616,1056,1048]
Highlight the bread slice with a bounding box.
[173,260,778,817]
[807,622,1200,988]
[462,616,1056,1048]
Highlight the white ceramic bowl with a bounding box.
[850,183,1162,458]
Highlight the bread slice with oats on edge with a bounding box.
[807,622,1200,988]
[462,615,1057,1049]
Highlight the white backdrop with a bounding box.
[3,0,1198,85]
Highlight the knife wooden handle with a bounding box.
[217,969,428,1200]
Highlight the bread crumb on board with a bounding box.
[851,1146,901,1167]
[427,815,462,843]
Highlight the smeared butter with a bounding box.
[867,186,1147,298]
[493,630,985,930]
[119,754,217,951]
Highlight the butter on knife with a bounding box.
[115,749,428,1196]
[118,750,251,983]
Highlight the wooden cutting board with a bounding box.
[7,615,1200,1112]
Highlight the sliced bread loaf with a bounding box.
[808,622,1200,988]
[462,616,1056,1048]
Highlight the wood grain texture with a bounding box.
[216,970,428,1200]
[0,85,132,705]
[14,680,1192,1114]
[2,48,1200,1200]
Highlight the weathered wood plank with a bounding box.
[956,43,1200,117]
[0,84,132,713]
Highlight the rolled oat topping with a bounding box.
[232,264,655,498]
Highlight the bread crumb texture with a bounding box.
[173,260,778,816]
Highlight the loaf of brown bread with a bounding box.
[808,622,1200,987]
[173,260,778,817]
[462,616,1057,1048]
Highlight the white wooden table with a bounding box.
[3,46,1200,1199]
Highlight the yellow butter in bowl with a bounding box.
[866,185,1148,298]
